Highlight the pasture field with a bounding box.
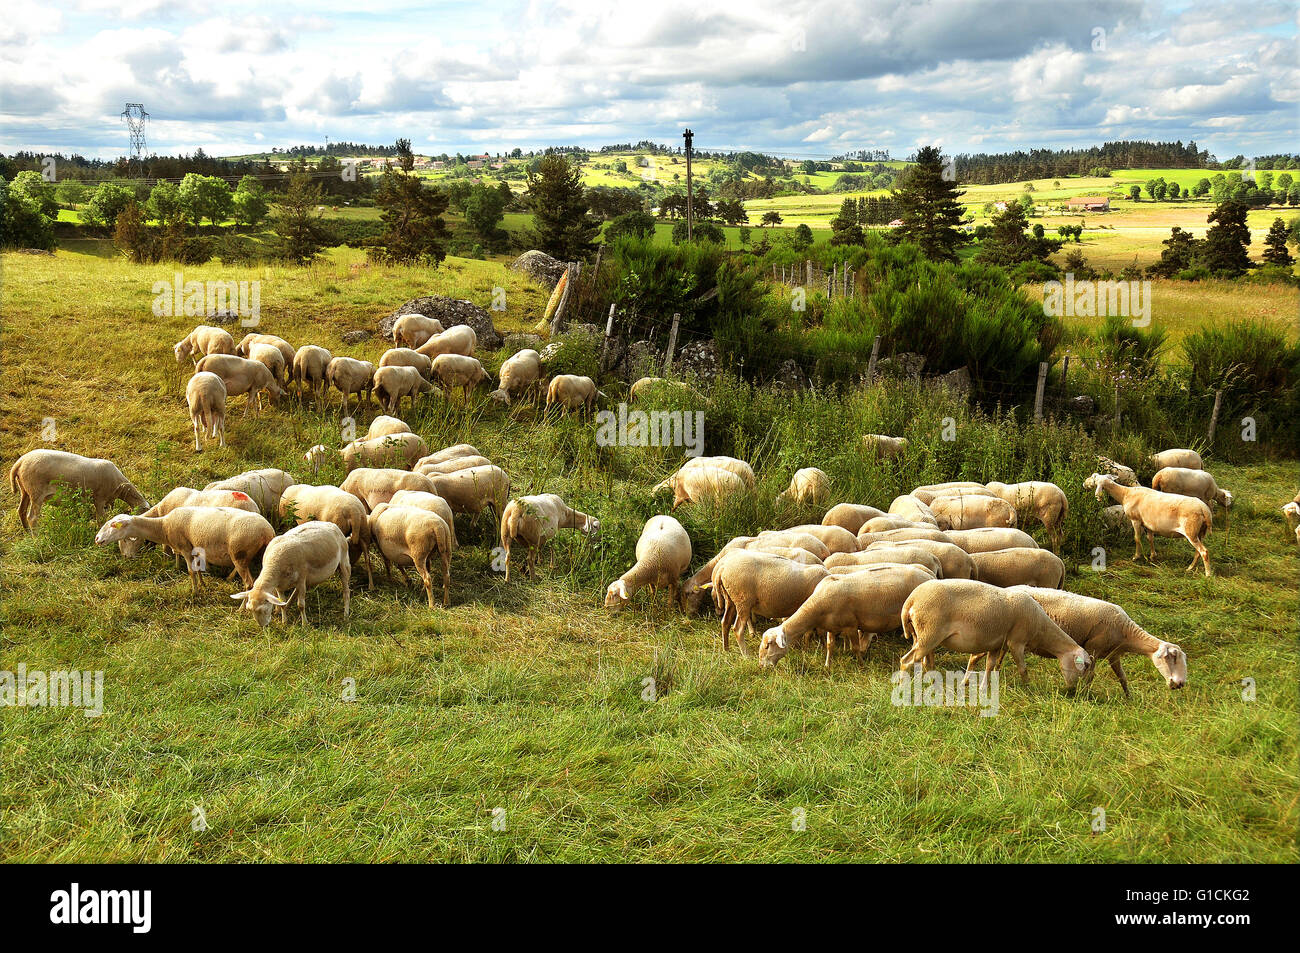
[1,249,1297,863]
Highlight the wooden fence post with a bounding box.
[1060,353,1070,394]
[1113,381,1121,428]
[805,259,812,286]
[663,313,681,374]
[1033,362,1048,421]
[866,335,882,384]
[599,302,615,372]
[1207,389,1223,446]
[591,246,603,283]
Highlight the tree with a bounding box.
[464,182,510,251]
[892,145,966,261]
[270,173,335,265]
[670,219,724,244]
[113,200,155,263]
[56,180,88,208]
[372,164,450,265]
[0,174,57,249]
[177,173,233,227]
[604,210,656,242]
[83,181,136,230]
[791,223,814,250]
[1129,185,1141,202]
[1148,226,1199,277]
[975,200,1058,265]
[760,210,783,228]
[526,154,599,260]
[232,175,270,228]
[146,181,186,227]
[1262,218,1295,267]
[1167,181,1181,200]
[1200,200,1252,276]
[1192,178,1211,197]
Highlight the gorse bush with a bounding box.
[1092,313,1168,378]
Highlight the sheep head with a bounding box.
[1061,649,1095,693]
[232,589,288,628]
[757,626,790,667]
[1153,642,1187,690]
[94,515,137,546]
[603,578,630,609]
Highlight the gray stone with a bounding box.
[503,332,543,352]
[775,359,808,390]
[509,250,567,288]
[937,366,971,396]
[675,340,720,383]
[877,352,926,380]
[381,296,501,349]
[1065,395,1096,416]
[342,329,372,345]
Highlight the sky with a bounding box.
[1,0,1296,162]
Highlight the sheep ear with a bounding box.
[266,593,290,607]
[775,632,788,649]
[698,582,713,591]
[231,590,251,601]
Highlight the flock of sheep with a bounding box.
[9,315,1300,697]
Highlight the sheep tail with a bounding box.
[8,458,20,494]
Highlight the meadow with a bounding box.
[0,246,1296,862]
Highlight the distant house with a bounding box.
[467,160,485,170]
[993,201,1008,211]
[1067,196,1110,211]
[431,160,445,170]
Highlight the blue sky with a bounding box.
[2,0,1295,161]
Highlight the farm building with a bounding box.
[1067,196,1111,211]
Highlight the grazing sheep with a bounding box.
[231,522,351,626]
[899,579,1093,692]
[629,377,699,402]
[367,415,411,439]
[680,455,756,488]
[1149,448,1203,471]
[909,482,989,505]
[235,333,294,367]
[416,444,481,467]
[758,564,934,668]
[968,547,1065,589]
[186,371,227,452]
[204,468,296,518]
[379,347,434,378]
[279,483,374,589]
[888,494,940,526]
[431,354,490,397]
[546,374,598,414]
[426,464,511,530]
[781,523,858,554]
[939,527,1038,554]
[864,538,974,579]
[983,481,1068,551]
[856,525,954,548]
[246,341,288,387]
[680,531,831,614]
[821,502,888,534]
[416,324,478,358]
[194,354,286,415]
[499,494,600,581]
[604,515,692,609]
[862,516,928,534]
[368,502,453,607]
[1095,456,1138,487]
[1151,466,1233,525]
[1084,473,1212,576]
[928,493,1018,531]
[862,434,909,458]
[374,364,437,415]
[339,432,429,473]
[778,467,830,506]
[116,486,259,558]
[94,506,274,593]
[825,546,944,578]
[392,313,444,349]
[1285,501,1300,549]
[1013,587,1187,694]
[174,325,235,364]
[388,490,457,548]
[327,357,376,415]
[707,550,829,656]
[339,467,436,510]
[654,464,746,510]
[292,345,333,403]
[489,349,542,405]
[416,454,493,476]
[10,449,149,530]
[753,530,833,560]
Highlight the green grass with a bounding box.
[1,249,1296,862]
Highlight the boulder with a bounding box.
[381,296,501,349]
[1065,395,1096,416]
[342,329,372,345]
[625,340,663,380]
[510,250,567,288]
[675,340,720,383]
[877,352,926,380]
[503,332,543,352]
[775,359,808,390]
[936,366,971,397]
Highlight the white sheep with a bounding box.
[654,464,746,510]
[899,579,1093,692]
[1149,448,1203,471]
[379,347,434,378]
[415,454,493,476]
[820,502,888,534]
[781,523,859,554]
[706,549,829,656]
[499,494,600,581]
[1151,466,1233,524]
[825,546,944,578]
[942,527,1039,554]
[392,313,444,349]
[968,547,1065,589]
[416,444,481,468]
[309,433,429,474]
[279,483,374,589]
[928,493,1018,531]
[629,377,699,402]
[983,481,1068,551]
[862,434,909,458]
[546,374,598,414]
[490,349,542,405]
[416,324,478,358]
[174,325,235,364]
[292,345,333,403]
[604,515,692,609]
[861,515,929,534]
[235,333,295,367]
[185,371,227,452]
[887,494,940,526]
[856,525,953,549]
[757,564,934,668]
[327,357,376,415]
[367,415,411,439]
[431,354,490,397]
[339,467,436,510]
[1084,473,1213,576]
[246,341,288,387]
[388,490,457,548]
[9,449,149,530]
[777,467,830,506]
[426,464,511,530]
[231,522,351,627]
[204,468,296,518]
[374,364,437,415]
[1285,501,1300,550]
[368,502,454,606]
[116,486,260,559]
[193,354,287,415]
[680,455,756,488]
[94,506,275,593]
[679,531,831,614]
[909,481,988,505]
[864,538,974,579]
[1012,586,1186,693]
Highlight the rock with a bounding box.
[539,342,564,363]
[936,367,971,397]
[1065,395,1095,416]
[342,329,372,345]
[675,340,720,383]
[775,359,808,390]
[503,332,543,352]
[625,340,663,380]
[877,352,926,380]
[381,296,501,349]
[510,250,568,288]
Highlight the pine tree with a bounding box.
[1262,217,1295,266]
[892,145,967,261]
[975,200,1057,265]
[1200,200,1252,276]
[270,173,335,265]
[526,154,599,261]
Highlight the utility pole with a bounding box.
[683,128,693,242]
[121,103,149,177]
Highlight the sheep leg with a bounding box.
[17,491,30,530]
[298,585,308,626]
[1130,521,1144,561]
[1189,535,1211,577]
[340,558,351,620]
[718,601,735,651]
[362,542,373,590]
[961,653,985,689]
[440,549,450,606]
[823,633,835,669]
[1109,657,1131,697]
[193,416,203,452]
[735,609,752,657]
[418,556,435,609]
[234,559,255,590]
